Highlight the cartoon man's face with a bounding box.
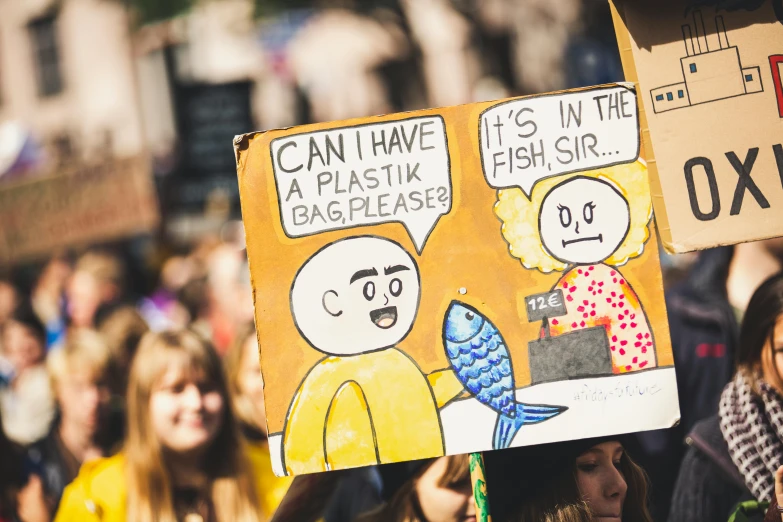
[538,176,631,265]
[291,236,421,355]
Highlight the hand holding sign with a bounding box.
[270,117,451,254]
[479,85,640,197]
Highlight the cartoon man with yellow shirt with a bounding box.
[284,235,463,474]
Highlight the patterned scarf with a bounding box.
[719,372,783,501]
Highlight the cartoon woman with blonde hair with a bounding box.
[495,160,656,373]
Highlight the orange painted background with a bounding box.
[236,90,674,435]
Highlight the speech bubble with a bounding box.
[479,84,640,198]
[270,116,452,254]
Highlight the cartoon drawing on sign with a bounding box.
[283,235,464,474]
[495,160,657,378]
[649,11,764,114]
[443,301,567,450]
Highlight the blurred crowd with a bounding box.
[3,235,783,522]
[0,240,287,522]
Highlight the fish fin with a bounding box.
[491,404,568,450]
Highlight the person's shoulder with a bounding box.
[65,455,125,500]
[26,429,59,469]
[55,454,126,522]
[245,441,293,516]
[80,453,125,480]
[686,415,747,490]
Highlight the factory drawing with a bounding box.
[650,11,763,114]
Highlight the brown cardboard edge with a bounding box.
[609,0,681,254]
[233,129,280,463]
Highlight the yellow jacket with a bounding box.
[53,442,291,522]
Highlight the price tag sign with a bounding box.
[525,289,568,323]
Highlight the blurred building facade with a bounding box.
[0,0,625,259]
[0,0,144,171]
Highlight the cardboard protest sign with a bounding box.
[0,156,158,265]
[235,83,679,477]
[611,0,783,253]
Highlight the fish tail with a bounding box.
[516,402,568,423]
[492,414,517,450]
[491,403,568,450]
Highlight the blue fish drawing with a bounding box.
[443,301,567,450]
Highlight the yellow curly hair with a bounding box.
[494,160,652,274]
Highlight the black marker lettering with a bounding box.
[394,193,409,215]
[620,90,633,118]
[307,137,326,171]
[292,205,308,226]
[684,157,721,221]
[317,172,332,196]
[437,186,449,204]
[285,178,303,202]
[492,151,506,178]
[388,127,403,154]
[348,171,364,193]
[555,137,573,165]
[276,141,302,173]
[401,123,418,153]
[363,168,379,189]
[409,191,424,211]
[593,95,608,121]
[420,120,436,150]
[372,130,387,156]
[327,201,342,222]
[407,163,421,183]
[726,148,769,215]
[349,197,366,221]
[378,193,391,217]
[310,204,327,225]
[774,144,783,189]
[515,108,537,139]
[325,133,345,165]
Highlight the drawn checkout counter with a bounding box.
[526,288,613,385]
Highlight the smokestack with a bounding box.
[716,16,730,49]
[693,10,709,53]
[682,24,695,57]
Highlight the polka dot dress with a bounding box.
[548,263,656,374]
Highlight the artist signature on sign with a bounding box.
[573,380,662,403]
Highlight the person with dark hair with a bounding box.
[65,250,125,329]
[0,411,50,522]
[271,455,474,522]
[0,300,54,444]
[224,323,292,515]
[28,329,123,514]
[636,240,783,519]
[0,279,19,329]
[97,306,149,396]
[669,272,783,522]
[356,456,473,522]
[484,437,652,522]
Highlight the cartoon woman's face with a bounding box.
[538,176,630,265]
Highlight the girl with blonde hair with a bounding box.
[55,329,272,522]
[224,323,291,514]
[494,161,657,374]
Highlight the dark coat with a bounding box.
[668,415,757,522]
[633,247,739,520]
[27,408,124,514]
